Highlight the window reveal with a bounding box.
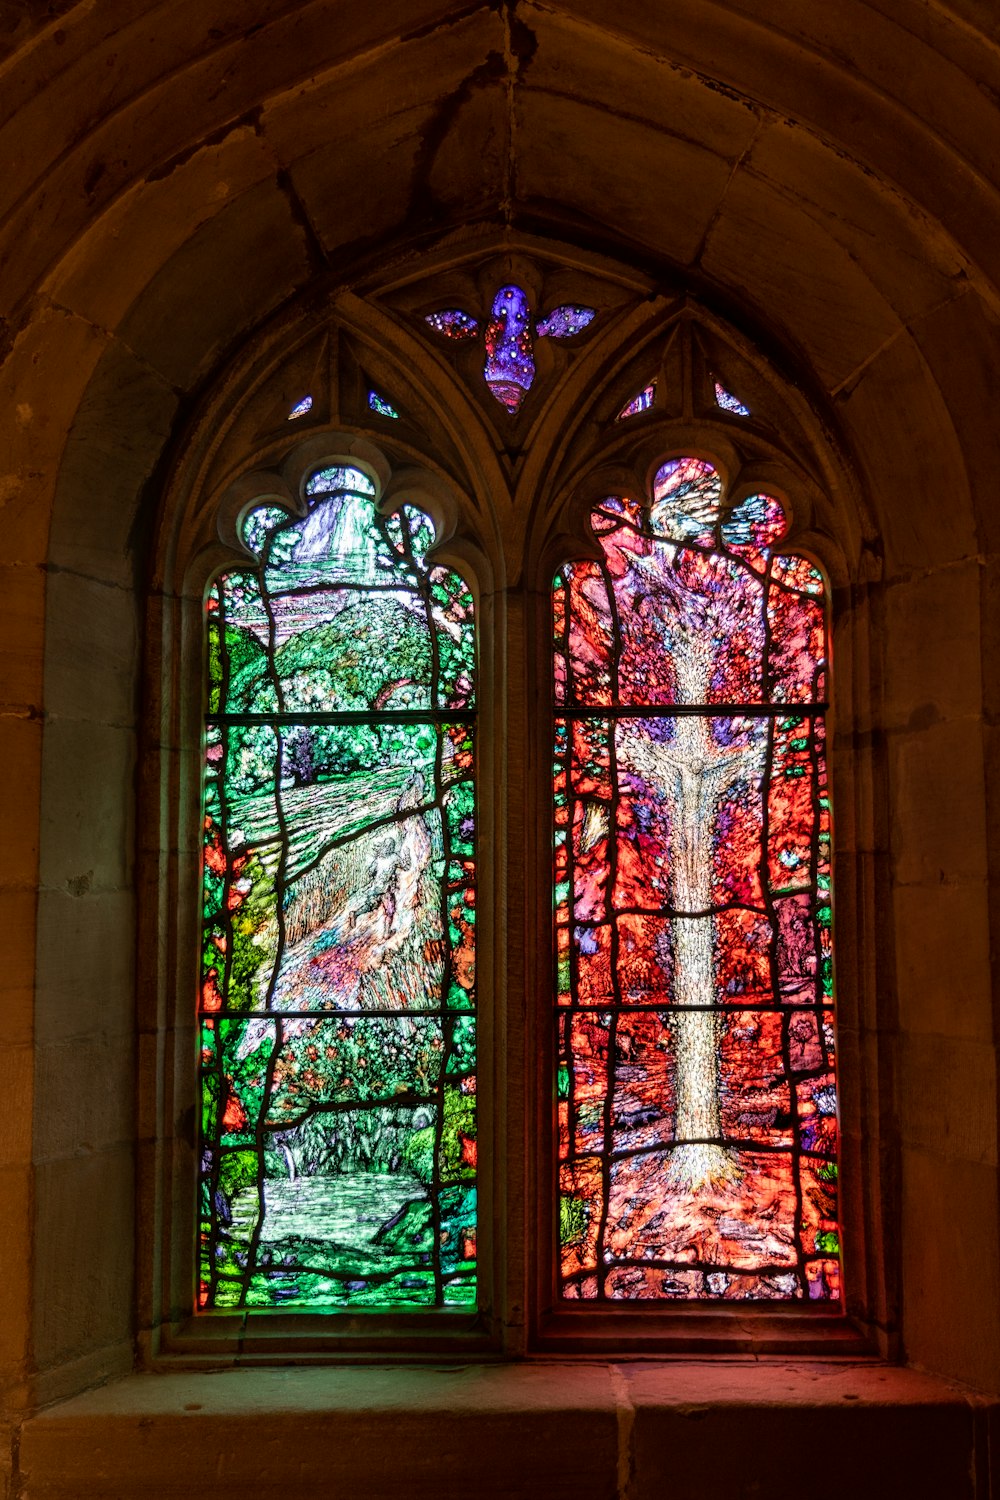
[554,457,839,1302]
[199,465,477,1311]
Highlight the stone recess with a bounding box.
[1,0,1000,1495]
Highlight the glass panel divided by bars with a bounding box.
[199,465,477,1311]
[553,458,839,1303]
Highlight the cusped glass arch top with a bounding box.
[553,457,838,1303]
[199,465,478,1312]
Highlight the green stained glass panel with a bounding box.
[199,466,477,1311]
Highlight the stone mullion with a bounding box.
[489,581,531,1354]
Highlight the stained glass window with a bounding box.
[425,309,479,340]
[554,457,839,1303]
[368,389,400,419]
[483,285,535,411]
[425,286,596,413]
[287,395,313,420]
[714,381,751,417]
[536,305,596,339]
[617,382,656,420]
[199,465,477,1311]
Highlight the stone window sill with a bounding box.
[18,1360,998,1498]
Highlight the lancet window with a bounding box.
[554,459,839,1302]
[198,465,477,1311]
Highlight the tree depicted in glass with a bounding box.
[199,466,477,1310]
[553,458,839,1301]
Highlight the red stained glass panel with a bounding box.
[554,464,840,1302]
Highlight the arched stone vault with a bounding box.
[1,0,998,1461]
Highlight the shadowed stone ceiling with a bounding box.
[0,1,997,385]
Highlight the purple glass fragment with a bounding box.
[425,284,599,414]
[617,382,656,420]
[536,305,596,339]
[714,381,751,417]
[484,285,535,413]
[425,309,479,340]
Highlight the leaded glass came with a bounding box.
[554,457,839,1302]
[199,465,477,1311]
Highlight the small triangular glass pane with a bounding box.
[714,381,750,417]
[617,382,656,420]
[368,389,400,419]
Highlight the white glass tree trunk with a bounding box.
[620,632,764,1188]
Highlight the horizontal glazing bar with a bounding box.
[563,898,816,920]
[207,710,477,727]
[562,1259,810,1279]
[562,1138,836,1163]
[560,1002,833,1013]
[204,1008,477,1020]
[556,703,826,718]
